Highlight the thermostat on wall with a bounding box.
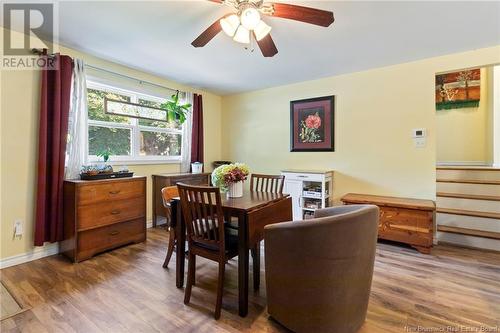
[412,128,426,138]
[412,128,427,148]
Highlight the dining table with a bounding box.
[171,190,293,317]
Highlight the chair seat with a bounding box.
[193,225,239,255]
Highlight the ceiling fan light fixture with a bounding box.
[233,25,250,44]
[240,7,260,30]
[253,20,272,41]
[220,14,240,37]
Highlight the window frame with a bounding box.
[86,81,183,164]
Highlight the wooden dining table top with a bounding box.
[219,191,289,211]
[172,190,290,212]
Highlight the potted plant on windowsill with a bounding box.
[211,163,250,198]
[96,148,112,163]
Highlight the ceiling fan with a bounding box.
[191,0,334,57]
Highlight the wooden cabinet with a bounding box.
[62,176,147,262]
[341,193,435,254]
[152,173,210,227]
[281,170,334,220]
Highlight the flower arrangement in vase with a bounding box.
[211,163,249,198]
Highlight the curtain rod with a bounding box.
[31,48,183,95]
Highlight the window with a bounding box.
[87,82,183,163]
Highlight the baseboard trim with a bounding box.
[0,243,60,269]
[1,219,154,269]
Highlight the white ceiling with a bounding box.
[33,1,500,94]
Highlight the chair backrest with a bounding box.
[264,204,379,333]
[161,186,179,208]
[250,174,285,194]
[177,183,225,251]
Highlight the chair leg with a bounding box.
[184,252,195,305]
[163,228,176,268]
[214,261,225,320]
[251,242,261,291]
[190,254,196,286]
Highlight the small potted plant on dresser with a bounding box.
[80,148,133,180]
[211,163,249,198]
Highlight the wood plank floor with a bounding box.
[1,283,22,320]
[1,228,499,333]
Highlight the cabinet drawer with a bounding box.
[77,197,145,230]
[77,218,145,261]
[282,173,324,182]
[77,180,144,206]
[170,175,209,186]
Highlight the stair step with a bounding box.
[437,168,500,182]
[437,166,500,171]
[437,212,500,233]
[436,208,500,219]
[437,179,500,185]
[437,182,500,197]
[437,232,500,252]
[437,225,500,240]
[437,196,500,214]
[436,192,500,201]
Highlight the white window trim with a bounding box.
[86,81,183,165]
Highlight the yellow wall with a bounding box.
[436,67,493,164]
[0,29,222,259]
[2,24,499,262]
[221,46,500,202]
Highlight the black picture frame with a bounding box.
[290,95,335,152]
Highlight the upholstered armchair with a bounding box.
[264,205,379,333]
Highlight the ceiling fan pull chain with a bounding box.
[244,33,255,53]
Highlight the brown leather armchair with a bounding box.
[264,205,379,333]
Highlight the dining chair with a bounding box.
[177,183,239,320]
[161,186,180,268]
[248,173,285,289]
[250,173,285,193]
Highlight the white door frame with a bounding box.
[494,65,500,167]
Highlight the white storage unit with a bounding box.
[281,170,334,220]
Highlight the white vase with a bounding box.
[227,181,243,198]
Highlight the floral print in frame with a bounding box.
[290,96,334,152]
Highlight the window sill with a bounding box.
[89,160,181,166]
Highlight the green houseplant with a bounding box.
[96,148,112,163]
[161,91,192,124]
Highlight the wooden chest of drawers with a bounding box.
[341,193,435,254]
[152,173,210,227]
[62,176,147,262]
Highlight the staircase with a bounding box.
[436,166,500,252]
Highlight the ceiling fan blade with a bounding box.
[270,3,334,27]
[255,33,278,57]
[191,18,223,47]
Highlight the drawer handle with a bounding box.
[109,231,120,236]
[109,190,121,195]
[111,210,121,215]
[297,175,308,178]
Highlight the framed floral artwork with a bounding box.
[290,96,335,152]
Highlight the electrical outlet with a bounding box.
[13,219,23,239]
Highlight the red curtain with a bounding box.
[190,94,204,169]
[34,54,73,246]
